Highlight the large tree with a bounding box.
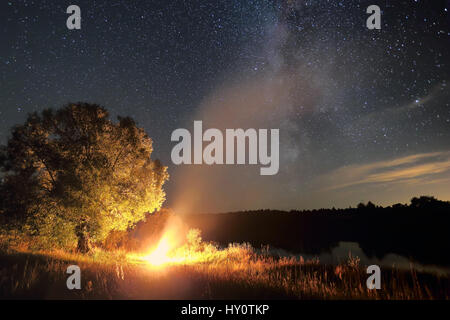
[0,103,168,252]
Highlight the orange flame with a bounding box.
[141,236,172,266]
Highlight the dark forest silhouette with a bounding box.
[180,196,450,266]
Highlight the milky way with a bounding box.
[1,0,449,212]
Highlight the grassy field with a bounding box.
[0,243,449,300]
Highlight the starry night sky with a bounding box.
[1,0,450,212]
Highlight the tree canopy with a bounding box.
[0,103,168,250]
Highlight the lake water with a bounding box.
[272,241,450,276]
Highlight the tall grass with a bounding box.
[0,239,448,299]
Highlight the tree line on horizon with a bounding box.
[182,196,450,266]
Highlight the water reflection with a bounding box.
[273,242,450,276]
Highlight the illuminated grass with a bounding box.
[0,241,448,299]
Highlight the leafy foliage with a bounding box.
[0,103,168,249]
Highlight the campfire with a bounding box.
[126,214,257,269]
[140,233,184,266]
[130,227,206,268]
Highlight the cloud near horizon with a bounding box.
[311,151,450,207]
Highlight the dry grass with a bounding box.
[0,239,448,299]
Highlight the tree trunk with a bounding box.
[77,232,91,253]
[75,220,91,253]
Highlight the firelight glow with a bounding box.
[133,227,227,268]
[142,236,172,266]
[140,233,184,267]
